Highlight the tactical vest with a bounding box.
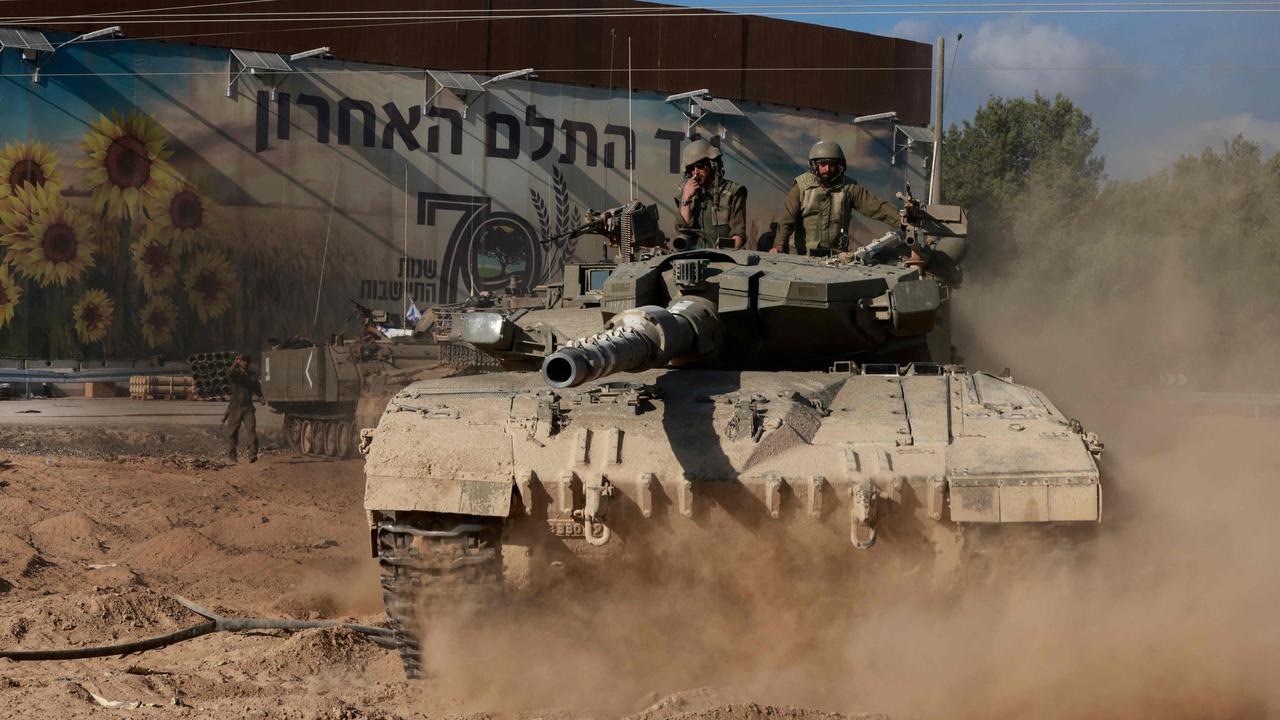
[795,172,852,252]
[675,178,741,248]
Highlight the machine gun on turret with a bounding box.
[347,299,390,338]
[852,185,969,271]
[543,201,666,262]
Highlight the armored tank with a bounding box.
[361,202,1104,677]
[261,301,454,458]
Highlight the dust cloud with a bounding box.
[419,165,1278,719]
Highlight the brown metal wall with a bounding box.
[8,0,932,124]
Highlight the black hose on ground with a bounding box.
[0,596,395,661]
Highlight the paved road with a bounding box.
[0,397,284,429]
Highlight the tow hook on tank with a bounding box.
[576,474,615,546]
[850,479,880,550]
[1070,418,1105,458]
[358,428,376,456]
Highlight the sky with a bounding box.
[670,2,1280,180]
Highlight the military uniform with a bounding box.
[674,178,747,249]
[774,171,901,256]
[225,363,263,462]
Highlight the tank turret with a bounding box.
[464,246,953,382]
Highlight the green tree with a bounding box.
[941,92,1105,216]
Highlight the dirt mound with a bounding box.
[628,689,874,720]
[248,626,386,677]
[122,527,226,574]
[652,705,860,720]
[0,586,189,649]
[27,510,117,561]
[0,532,45,590]
[0,495,51,528]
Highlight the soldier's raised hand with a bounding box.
[681,177,699,202]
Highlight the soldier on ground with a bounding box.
[674,139,748,250]
[771,140,913,256]
[224,352,264,463]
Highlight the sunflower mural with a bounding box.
[139,294,177,348]
[183,249,236,322]
[130,229,178,295]
[147,178,221,253]
[77,110,173,221]
[8,193,97,287]
[0,141,60,199]
[0,181,62,250]
[0,264,20,329]
[72,288,114,344]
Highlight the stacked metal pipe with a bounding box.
[129,374,196,400]
[186,351,237,401]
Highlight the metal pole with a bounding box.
[402,163,409,327]
[928,36,945,206]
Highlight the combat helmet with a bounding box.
[808,140,846,180]
[681,139,722,175]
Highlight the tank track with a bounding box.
[282,414,358,458]
[375,517,503,678]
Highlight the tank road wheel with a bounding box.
[322,420,339,457]
[300,420,316,456]
[284,415,302,451]
[375,517,503,679]
[335,421,353,458]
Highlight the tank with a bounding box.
[361,202,1104,678]
[261,302,451,458]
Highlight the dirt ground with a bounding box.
[1,401,1277,719]
[0,445,885,720]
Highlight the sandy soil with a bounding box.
[2,397,1277,720]
[0,449,870,720]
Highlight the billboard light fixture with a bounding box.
[665,89,743,139]
[30,25,123,83]
[289,47,333,61]
[483,67,536,86]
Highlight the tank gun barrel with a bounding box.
[541,296,720,389]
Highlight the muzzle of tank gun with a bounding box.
[541,296,720,389]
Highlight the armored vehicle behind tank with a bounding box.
[261,304,442,458]
[361,201,1104,678]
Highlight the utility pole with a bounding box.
[928,36,945,206]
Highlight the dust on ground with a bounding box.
[0,450,883,720]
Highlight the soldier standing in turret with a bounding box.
[224,352,264,463]
[771,140,904,256]
[674,139,748,250]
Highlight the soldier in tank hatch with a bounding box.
[771,140,915,256]
[673,139,748,250]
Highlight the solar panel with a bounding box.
[0,27,53,53]
[231,48,291,72]
[693,96,744,117]
[428,70,484,93]
[897,124,934,144]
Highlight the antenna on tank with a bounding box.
[628,36,635,203]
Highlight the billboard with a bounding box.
[0,37,918,359]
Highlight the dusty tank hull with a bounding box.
[361,221,1105,678]
[262,340,442,458]
[363,364,1102,675]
